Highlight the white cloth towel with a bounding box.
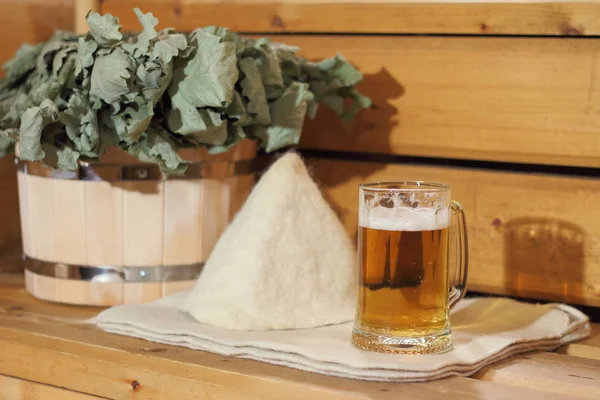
[96,293,590,382]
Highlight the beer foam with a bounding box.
[359,207,449,231]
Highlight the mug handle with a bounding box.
[449,200,469,309]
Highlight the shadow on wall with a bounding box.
[302,66,403,169]
[503,217,585,304]
[0,158,21,262]
[302,68,404,227]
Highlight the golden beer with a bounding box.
[356,226,449,336]
[351,181,468,354]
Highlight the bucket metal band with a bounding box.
[16,157,263,181]
[24,257,203,283]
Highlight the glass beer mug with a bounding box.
[351,182,468,354]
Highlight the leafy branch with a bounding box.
[0,8,370,174]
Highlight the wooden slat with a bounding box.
[85,181,125,267]
[0,281,594,400]
[227,174,257,219]
[16,172,31,259]
[123,282,162,305]
[53,179,86,265]
[474,352,600,399]
[309,158,600,307]
[123,181,164,267]
[199,179,231,261]
[26,175,54,262]
[162,180,200,265]
[102,0,600,36]
[559,324,600,360]
[289,35,600,168]
[161,279,195,297]
[0,374,104,400]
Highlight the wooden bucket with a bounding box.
[17,140,258,306]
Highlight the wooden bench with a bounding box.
[0,273,599,400]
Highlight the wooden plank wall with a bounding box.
[103,0,600,168]
[1,0,600,307]
[104,0,600,307]
[0,0,74,269]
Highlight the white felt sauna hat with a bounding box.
[181,152,357,330]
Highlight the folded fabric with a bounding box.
[96,293,590,382]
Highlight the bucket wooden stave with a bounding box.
[18,140,257,306]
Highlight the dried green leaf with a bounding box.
[52,47,72,76]
[78,37,98,69]
[35,39,66,75]
[90,48,133,104]
[318,54,363,87]
[263,82,312,152]
[169,30,237,108]
[151,34,187,64]
[208,123,246,154]
[86,12,123,46]
[31,80,62,104]
[226,90,252,126]
[136,61,172,102]
[166,98,227,145]
[271,42,300,60]
[0,43,42,92]
[240,58,270,125]
[0,89,17,117]
[342,89,372,121]
[3,43,41,77]
[134,7,158,45]
[252,38,284,87]
[305,98,319,119]
[57,146,80,170]
[2,90,31,125]
[126,124,186,174]
[245,124,267,143]
[18,99,59,161]
[31,53,77,105]
[61,91,99,156]
[123,8,158,57]
[202,26,240,45]
[0,129,17,158]
[101,99,153,144]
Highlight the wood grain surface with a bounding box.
[292,35,600,168]
[0,0,74,268]
[0,374,102,400]
[0,273,598,399]
[308,158,600,307]
[102,0,600,36]
[105,7,600,168]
